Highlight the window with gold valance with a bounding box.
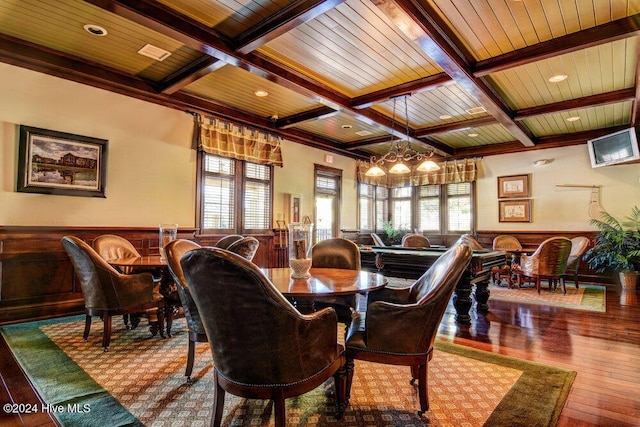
[194,114,283,167]
[356,157,480,187]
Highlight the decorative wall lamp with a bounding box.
[365,95,440,177]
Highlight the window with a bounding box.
[314,165,342,242]
[198,153,272,234]
[357,182,474,234]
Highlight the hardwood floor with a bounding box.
[1,282,638,426]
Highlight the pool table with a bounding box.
[359,246,506,324]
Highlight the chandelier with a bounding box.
[365,95,440,177]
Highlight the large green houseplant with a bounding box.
[583,206,640,289]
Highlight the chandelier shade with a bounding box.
[364,95,440,177]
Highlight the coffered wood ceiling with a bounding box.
[0,0,638,161]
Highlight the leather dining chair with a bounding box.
[214,234,243,249]
[311,238,361,326]
[93,234,163,329]
[564,236,590,288]
[61,236,165,351]
[370,233,386,246]
[516,237,572,294]
[164,239,204,382]
[181,247,346,427]
[226,236,259,262]
[460,234,484,250]
[344,238,473,416]
[401,233,430,248]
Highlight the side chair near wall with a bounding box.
[181,248,346,427]
[61,236,166,351]
[311,237,361,326]
[93,234,161,329]
[401,233,431,248]
[516,237,573,294]
[226,236,260,261]
[164,239,204,382]
[564,236,590,288]
[344,238,473,417]
[214,234,243,249]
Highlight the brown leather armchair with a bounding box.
[460,234,484,250]
[164,239,204,382]
[226,236,259,261]
[401,233,430,248]
[61,236,165,351]
[311,238,361,325]
[516,237,572,294]
[370,233,386,246]
[564,236,590,288]
[214,234,243,249]
[180,247,346,426]
[344,238,472,416]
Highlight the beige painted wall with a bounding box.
[1,62,639,233]
[477,145,640,231]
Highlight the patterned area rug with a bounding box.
[1,316,575,426]
[488,283,606,312]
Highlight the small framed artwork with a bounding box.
[499,199,532,222]
[17,125,108,198]
[288,193,302,223]
[497,174,530,199]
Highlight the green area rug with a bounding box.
[489,283,606,312]
[1,316,575,426]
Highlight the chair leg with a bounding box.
[273,391,286,427]
[561,277,567,294]
[417,363,428,416]
[102,313,112,352]
[334,364,347,419]
[345,358,355,401]
[83,314,92,341]
[211,370,226,427]
[185,338,196,381]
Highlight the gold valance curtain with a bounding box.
[356,157,479,187]
[195,115,283,167]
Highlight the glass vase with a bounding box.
[159,223,178,260]
[288,222,313,278]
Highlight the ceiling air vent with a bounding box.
[466,107,486,115]
[355,130,373,136]
[137,44,172,61]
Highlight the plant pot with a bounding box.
[618,271,639,290]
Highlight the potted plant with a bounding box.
[583,206,640,289]
[381,221,410,245]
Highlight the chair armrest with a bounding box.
[292,307,342,376]
[112,271,157,304]
[366,286,411,307]
[364,300,438,354]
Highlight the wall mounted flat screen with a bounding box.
[587,127,639,168]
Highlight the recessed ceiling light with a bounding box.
[83,24,107,36]
[468,133,479,137]
[439,114,452,120]
[549,74,568,83]
[341,124,353,129]
[254,90,268,97]
[566,116,581,122]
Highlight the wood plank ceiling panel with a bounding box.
[522,101,634,137]
[182,65,321,117]
[0,0,201,81]
[423,0,637,61]
[157,0,297,37]
[488,37,638,110]
[258,0,443,97]
[430,123,515,148]
[370,84,491,128]
[293,112,388,143]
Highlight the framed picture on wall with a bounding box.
[497,174,530,199]
[289,193,302,223]
[499,199,532,222]
[17,125,108,197]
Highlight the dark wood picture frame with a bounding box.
[499,199,532,222]
[497,174,530,199]
[17,125,108,198]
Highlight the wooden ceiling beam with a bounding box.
[158,56,225,94]
[276,106,339,129]
[632,43,640,128]
[233,0,346,54]
[474,14,640,77]
[381,0,536,147]
[350,73,452,108]
[514,88,637,120]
